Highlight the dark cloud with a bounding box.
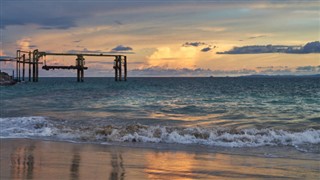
[217,41,320,54]
[259,69,292,74]
[114,20,123,25]
[73,40,82,43]
[66,48,103,54]
[248,35,267,39]
[1,0,178,29]
[256,65,320,75]
[256,66,289,69]
[201,47,212,52]
[0,56,15,60]
[3,0,318,30]
[182,42,206,47]
[130,65,320,77]
[1,1,111,29]
[217,45,302,54]
[296,66,319,72]
[87,61,143,65]
[66,47,134,54]
[2,2,80,29]
[111,45,133,52]
[183,42,216,52]
[302,41,320,53]
[29,45,37,48]
[130,67,257,77]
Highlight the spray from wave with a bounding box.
[1,117,319,152]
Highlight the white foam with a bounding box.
[1,117,319,150]
[97,126,320,148]
[0,116,56,138]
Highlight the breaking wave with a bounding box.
[1,116,319,151]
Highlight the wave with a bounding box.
[1,116,319,151]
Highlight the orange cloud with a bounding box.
[0,49,5,56]
[16,38,31,50]
[147,46,201,68]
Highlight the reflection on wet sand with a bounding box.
[2,139,319,180]
[70,152,80,180]
[109,152,125,180]
[145,152,196,180]
[10,143,35,180]
[145,151,320,179]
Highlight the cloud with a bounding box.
[73,40,82,43]
[17,38,30,49]
[2,1,121,29]
[147,46,199,68]
[111,45,133,52]
[87,60,143,65]
[114,20,123,25]
[0,50,4,56]
[197,27,227,32]
[0,56,15,60]
[201,47,212,52]
[302,41,320,53]
[66,48,103,54]
[66,46,134,54]
[3,1,194,29]
[29,45,38,48]
[182,42,215,53]
[295,66,320,72]
[217,41,320,54]
[2,1,79,29]
[182,42,206,47]
[130,65,320,77]
[248,35,267,39]
[130,66,258,77]
[255,65,320,75]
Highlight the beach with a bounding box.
[1,138,319,179]
[2,0,320,179]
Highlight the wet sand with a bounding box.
[0,139,319,179]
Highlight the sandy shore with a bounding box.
[0,138,319,179]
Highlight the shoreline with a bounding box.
[1,138,319,179]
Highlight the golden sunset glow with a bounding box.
[1,1,319,76]
[145,152,195,180]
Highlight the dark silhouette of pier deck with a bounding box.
[13,49,127,82]
[42,66,89,70]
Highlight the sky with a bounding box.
[1,0,320,76]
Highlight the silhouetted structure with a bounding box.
[14,49,127,82]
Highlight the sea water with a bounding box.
[1,77,319,153]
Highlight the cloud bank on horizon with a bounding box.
[130,65,320,77]
[1,0,319,76]
[218,41,320,54]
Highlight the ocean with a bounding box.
[1,77,319,152]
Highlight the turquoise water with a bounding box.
[1,77,319,151]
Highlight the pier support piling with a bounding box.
[119,56,122,81]
[28,52,31,82]
[22,54,25,81]
[114,56,118,81]
[32,51,36,82]
[75,55,85,82]
[124,56,127,81]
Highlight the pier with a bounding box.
[13,49,127,82]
